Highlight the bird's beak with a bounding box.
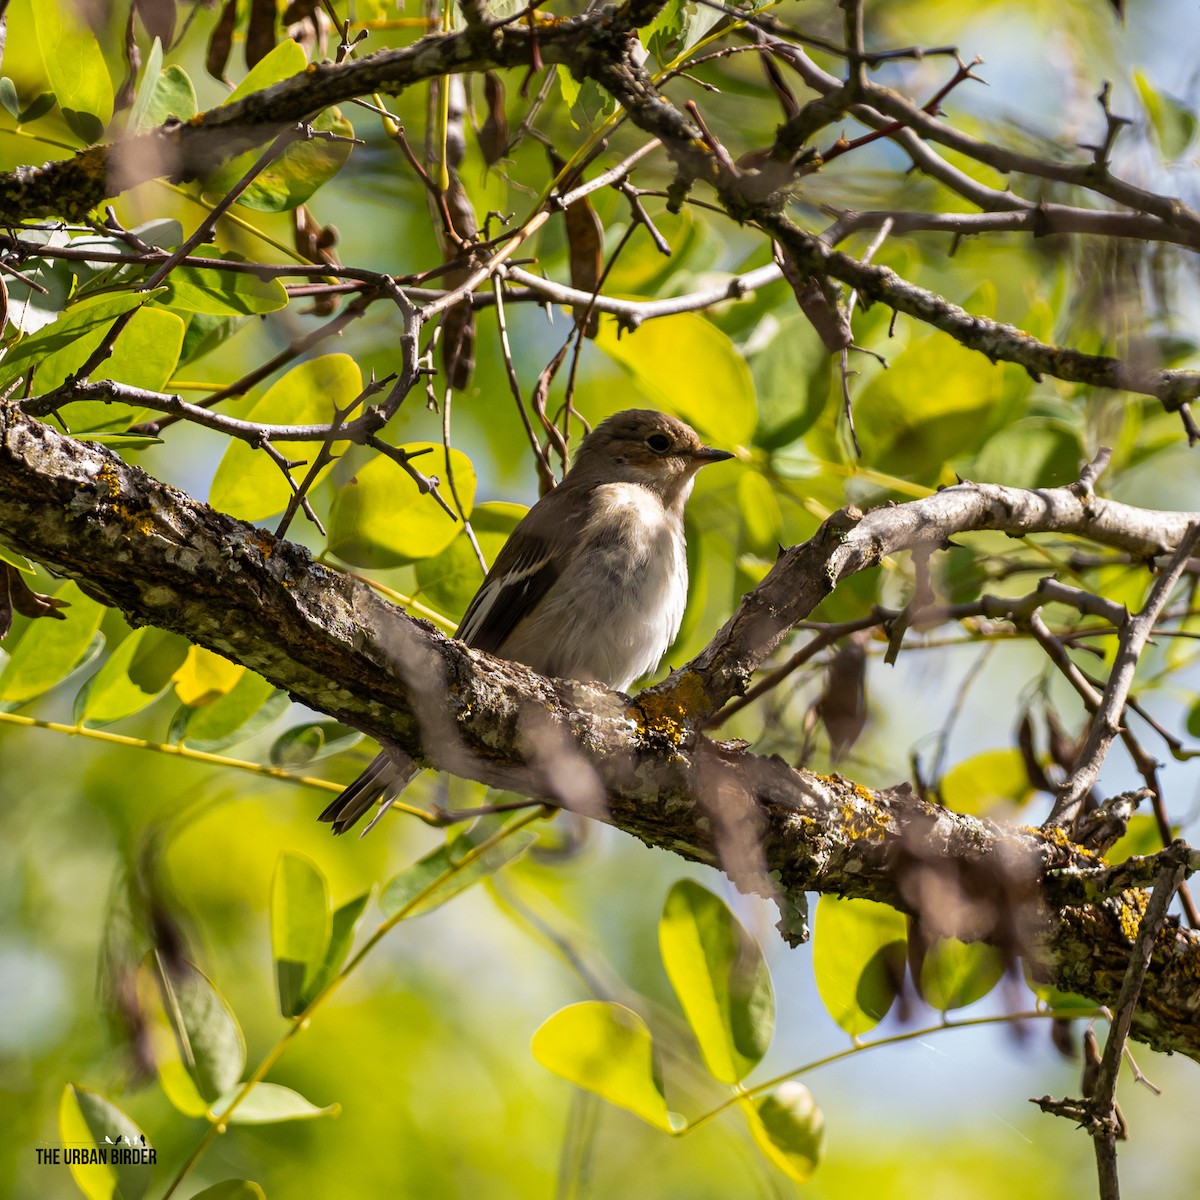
[690,445,735,464]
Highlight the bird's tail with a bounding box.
[318,751,421,836]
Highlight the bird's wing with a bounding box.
[455,484,587,653]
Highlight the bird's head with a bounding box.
[569,409,734,504]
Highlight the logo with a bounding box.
[37,1135,156,1166]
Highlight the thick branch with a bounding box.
[1,408,1200,1062]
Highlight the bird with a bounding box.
[319,409,734,835]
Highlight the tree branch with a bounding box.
[2,406,1200,1061]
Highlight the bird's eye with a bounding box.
[645,434,671,453]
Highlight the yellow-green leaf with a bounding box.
[813,896,906,1037]
[210,1082,340,1124]
[224,39,307,105]
[81,627,169,724]
[593,312,756,445]
[271,853,331,1018]
[919,938,1005,1012]
[32,0,114,143]
[531,1002,681,1132]
[328,443,475,567]
[940,748,1034,816]
[209,354,361,520]
[171,645,244,707]
[659,879,774,1083]
[0,580,104,704]
[744,1083,826,1183]
[58,1085,151,1200]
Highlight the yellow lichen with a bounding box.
[632,673,711,746]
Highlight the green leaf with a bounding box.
[131,62,197,133]
[658,879,774,1084]
[0,291,156,393]
[58,1085,152,1200]
[32,0,114,143]
[940,748,1035,816]
[81,627,170,724]
[206,107,355,212]
[1134,69,1198,160]
[971,419,1082,489]
[328,443,476,568]
[225,38,307,105]
[171,645,244,706]
[593,312,757,446]
[531,1002,681,1132]
[269,720,362,767]
[0,77,19,119]
[153,957,246,1103]
[188,1184,266,1200]
[271,853,331,1018]
[919,938,1005,1012]
[162,248,288,316]
[126,36,164,132]
[852,335,1003,484]
[744,1083,826,1183]
[179,312,247,364]
[301,891,370,1004]
[380,819,537,919]
[210,1081,340,1125]
[1105,815,1162,865]
[737,470,782,557]
[750,312,832,449]
[64,307,186,435]
[413,501,526,621]
[813,896,907,1037]
[172,671,286,751]
[0,543,34,573]
[208,353,361,520]
[0,580,104,704]
[3,230,74,334]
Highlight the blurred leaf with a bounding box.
[0,544,35,572]
[58,1085,151,1200]
[133,0,176,46]
[749,313,831,449]
[209,353,360,520]
[531,1002,680,1132]
[414,501,525,620]
[1134,69,1197,160]
[211,1081,340,1124]
[941,748,1034,816]
[189,1184,265,1200]
[919,938,1005,1012]
[813,896,906,1037]
[1105,814,1162,865]
[206,0,238,83]
[737,469,782,556]
[380,819,537,919]
[206,108,355,213]
[0,291,156,393]
[301,891,370,1004]
[154,957,246,1103]
[162,254,288,316]
[81,627,170,724]
[3,230,73,334]
[127,36,163,131]
[245,0,278,68]
[172,645,244,707]
[328,443,476,568]
[0,580,104,704]
[0,77,18,119]
[32,0,114,143]
[271,852,331,1018]
[225,35,306,104]
[971,419,1082,489]
[270,719,362,767]
[172,671,286,750]
[593,313,757,445]
[659,879,774,1083]
[744,1083,826,1183]
[852,335,1002,484]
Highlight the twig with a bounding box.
[1047,524,1200,828]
